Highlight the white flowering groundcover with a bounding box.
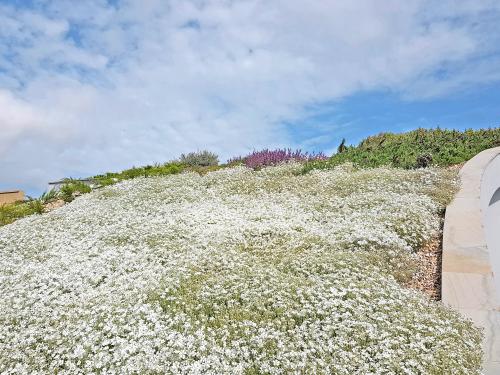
[0,164,482,374]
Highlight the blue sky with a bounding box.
[290,84,500,153]
[1,0,500,195]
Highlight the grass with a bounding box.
[0,201,43,226]
[39,189,58,204]
[1,188,61,226]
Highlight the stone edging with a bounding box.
[442,146,500,374]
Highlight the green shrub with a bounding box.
[60,185,75,203]
[95,177,116,187]
[60,180,92,202]
[39,189,59,204]
[304,127,500,172]
[144,163,184,176]
[120,168,142,179]
[0,201,42,226]
[179,150,219,167]
[1,190,62,227]
[93,162,184,187]
[337,138,347,154]
[415,153,433,168]
[27,199,44,214]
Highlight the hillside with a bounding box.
[2,128,499,228]
[0,163,482,374]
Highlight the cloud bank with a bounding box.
[1,0,500,193]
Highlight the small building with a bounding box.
[48,179,97,192]
[0,190,25,205]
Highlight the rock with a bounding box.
[44,199,66,212]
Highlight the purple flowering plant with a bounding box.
[230,148,327,169]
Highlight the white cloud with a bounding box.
[0,0,500,193]
[0,90,44,152]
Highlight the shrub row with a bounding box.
[303,127,500,172]
[92,162,185,187]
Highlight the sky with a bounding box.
[1,0,500,196]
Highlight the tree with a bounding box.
[337,138,347,154]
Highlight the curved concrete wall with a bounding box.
[482,154,500,300]
[442,147,500,374]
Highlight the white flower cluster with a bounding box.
[0,163,481,374]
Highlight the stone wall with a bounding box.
[442,147,500,374]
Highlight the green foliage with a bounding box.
[60,185,75,203]
[179,150,219,167]
[0,189,62,227]
[0,201,42,226]
[225,156,245,167]
[27,199,44,214]
[1,162,185,226]
[60,180,92,202]
[304,127,500,172]
[39,189,59,204]
[4,127,496,228]
[95,177,116,186]
[415,153,433,168]
[93,162,184,187]
[337,138,347,154]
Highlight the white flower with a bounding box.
[0,163,479,374]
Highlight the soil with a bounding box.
[44,199,66,212]
[406,163,464,301]
[407,236,442,300]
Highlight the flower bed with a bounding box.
[0,163,481,374]
[230,148,326,169]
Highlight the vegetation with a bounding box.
[1,158,203,227]
[1,128,489,370]
[92,153,219,187]
[39,189,59,204]
[0,163,481,373]
[26,199,44,214]
[59,180,92,202]
[92,162,185,187]
[304,127,500,172]
[337,137,347,154]
[0,201,42,226]
[2,128,498,228]
[179,150,219,167]
[231,148,326,169]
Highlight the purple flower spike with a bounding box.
[238,148,327,169]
